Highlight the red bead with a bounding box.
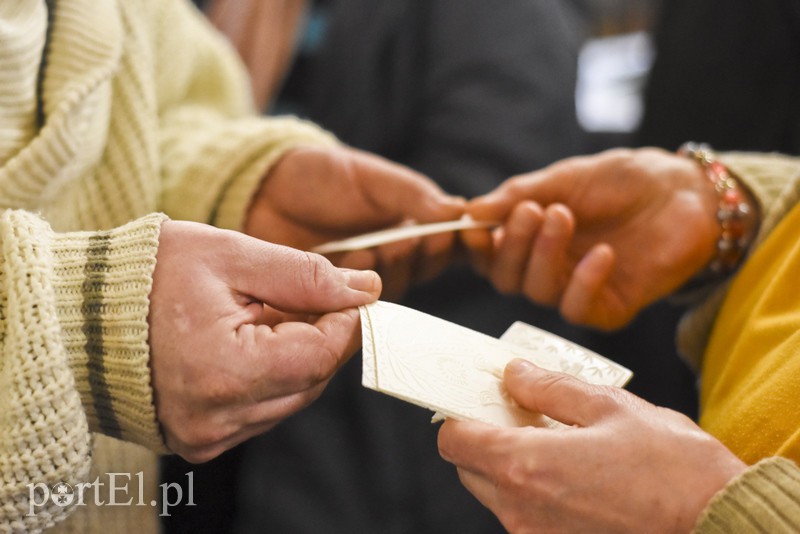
[724,219,746,237]
[679,142,755,274]
[710,161,727,177]
[722,189,742,204]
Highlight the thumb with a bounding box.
[468,159,585,222]
[503,359,617,427]
[231,235,381,313]
[467,189,518,223]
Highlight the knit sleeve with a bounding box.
[721,152,800,245]
[676,152,800,367]
[0,210,167,532]
[152,0,339,231]
[694,457,800,533]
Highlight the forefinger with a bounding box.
[247,308,363,401]
[438,419,540,478]
[522,204,575,306]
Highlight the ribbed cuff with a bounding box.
[51,213,168,452]
[694,457,800,533]
[161,113,338,231]
[212,116,340,231]
[721,152,800,249]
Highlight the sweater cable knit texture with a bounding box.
[0,0,335,531]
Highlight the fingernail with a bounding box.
[506,358,537,376]
[344,269,381,293]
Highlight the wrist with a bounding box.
[678,142,760,276]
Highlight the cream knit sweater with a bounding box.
[0,0,335,531]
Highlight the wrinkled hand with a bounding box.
[148,220,381,462]
[438,360,746,534]
[245,145,465,299]
[464,148,720,329]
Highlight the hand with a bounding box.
[148,220,381,462]
[438,360,746,534]
[244,145,465,299]
[463,148,720,329]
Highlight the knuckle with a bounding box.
[172,419,229,454]
[293,348,330,388]
[559,303,585,325]
[501,455,536,491]
[181,445,223,465]
[315,344,342,381]
[586,386,627,416]
[490,270,519,295]
[535,371,575,398]
[481,433,536,491]
[503,510,540,534]
[494,459,549,533]
[271,391,317,421]
[298,251,320,291]
[494,281,517,296]
[523,282,559,307]
[605,147,637,162]
[298,251,334,296]
[178,429,210,451]
[504,177,530,200]
[285,338,339,388]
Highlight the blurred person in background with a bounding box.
[637,0,800,154]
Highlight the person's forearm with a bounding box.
[205,0,309,110]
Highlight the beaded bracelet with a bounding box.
[678,142,759,275]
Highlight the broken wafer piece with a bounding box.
[360,301,632,428]
[313,216,497,254]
